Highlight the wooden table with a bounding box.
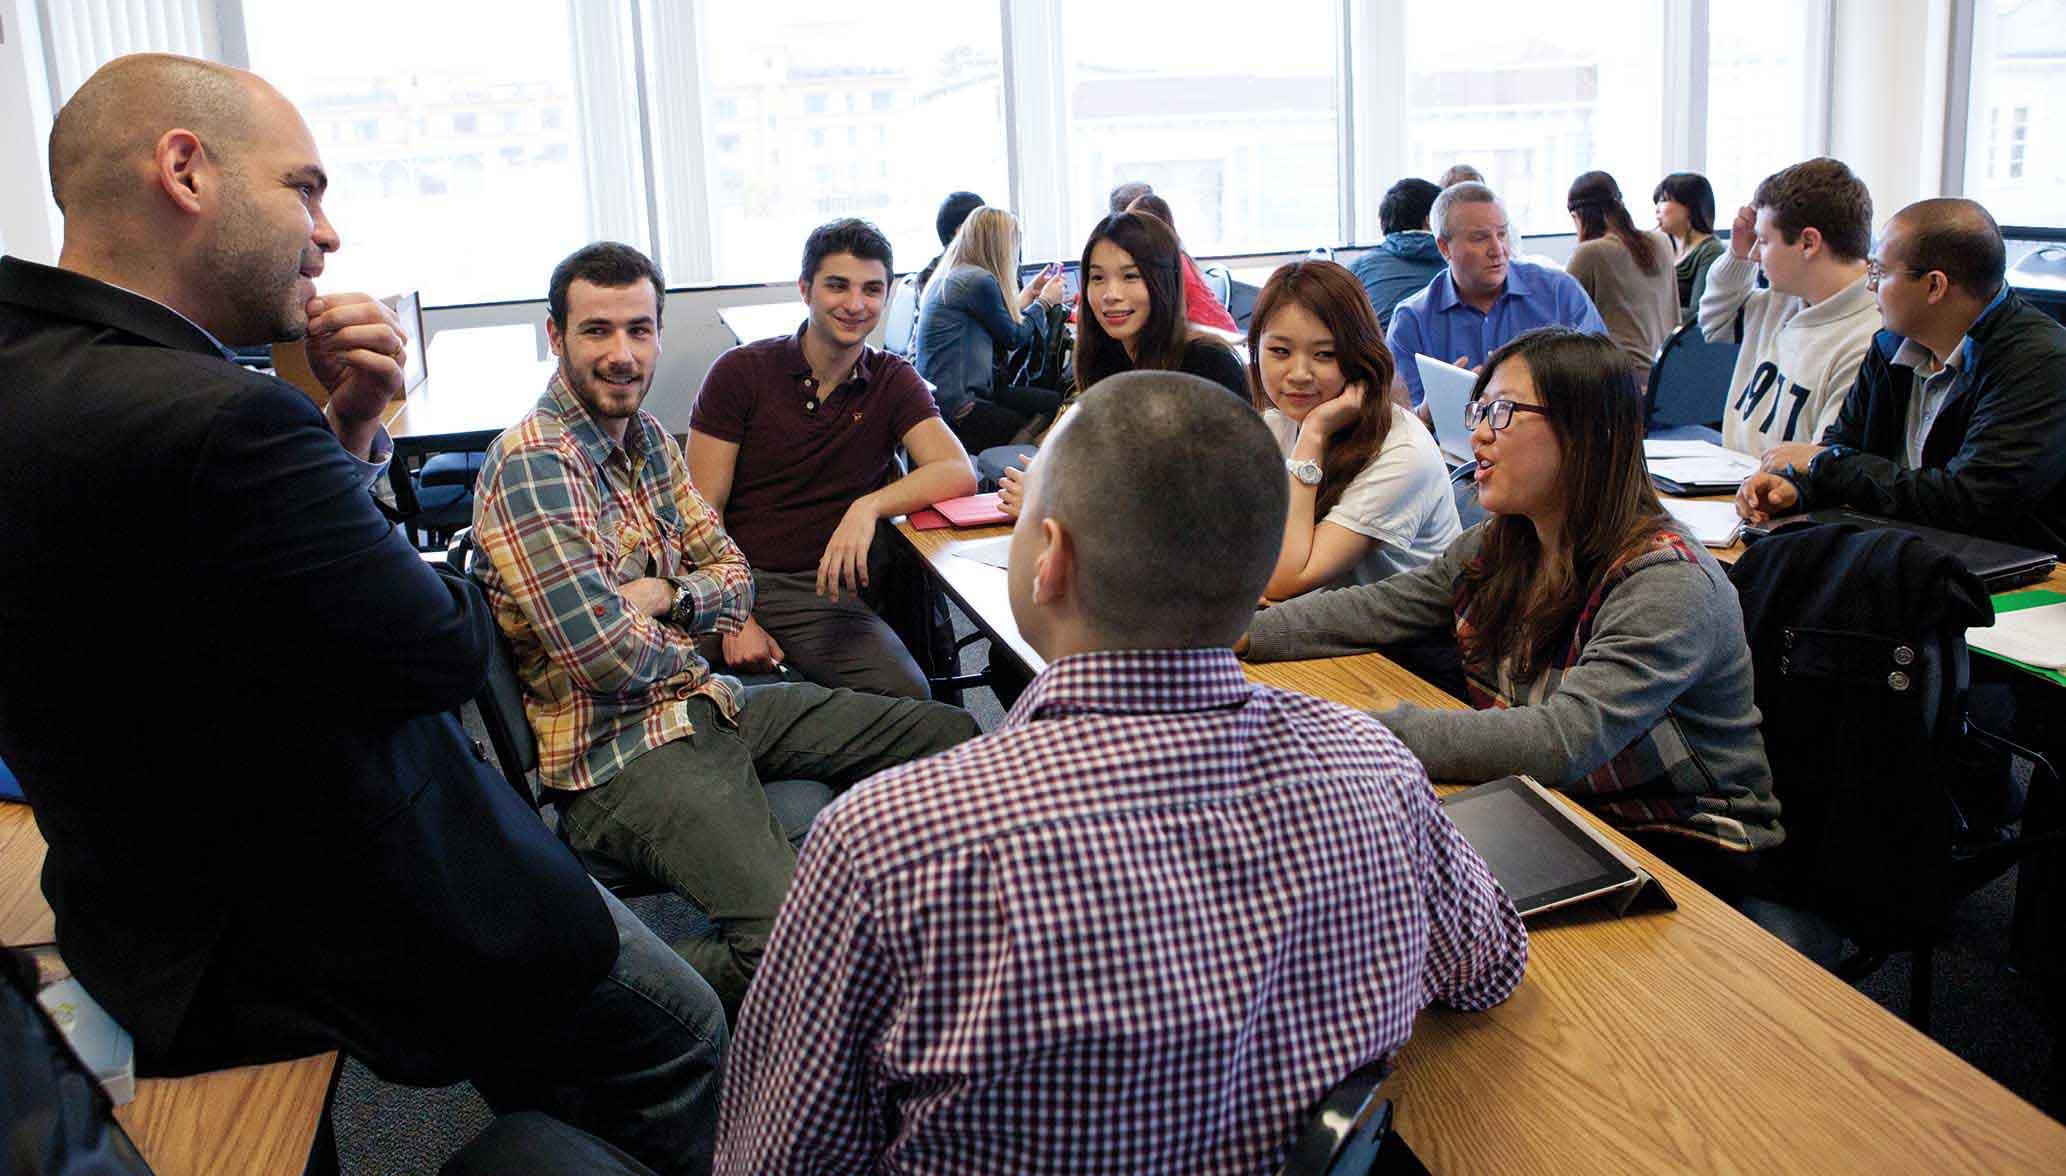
[893,518,2066,1172]
[717,301,807,346]
[0,803,336,1176]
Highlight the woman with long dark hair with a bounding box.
[1564,170,1679,382]
[1248,260,1458,597]
[1073,211,1246,401]
[1241,328,1780,878]
[993,211,1246,516]
[1653,171,1723,319]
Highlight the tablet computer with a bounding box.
[1440,776,1665,917]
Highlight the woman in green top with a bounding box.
[1654,172,1724,322]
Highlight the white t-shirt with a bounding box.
[1264,403,1462,588]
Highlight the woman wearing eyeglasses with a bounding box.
[1241,328,1781,883]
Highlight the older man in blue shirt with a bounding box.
[1387,182,1607,406]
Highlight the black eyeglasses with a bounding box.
[1464,399,1551,432]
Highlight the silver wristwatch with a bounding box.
[1285,457,1322,486]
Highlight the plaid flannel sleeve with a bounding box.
[715,821,897,1171]
[475,442,691,697]
[668,476,753,636]
[1410,772,1530,1012]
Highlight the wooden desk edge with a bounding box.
[2,805,337,1176]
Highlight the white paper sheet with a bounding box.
[949,535,1014,570]
[1968,602,2066,670]
[1661,497,1746,548]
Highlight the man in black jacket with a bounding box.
[1738,198,2066,557]
[0,54,724,1174]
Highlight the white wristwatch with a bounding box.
[1286,457,1322,486]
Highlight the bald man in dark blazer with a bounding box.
[0,53,724,1176]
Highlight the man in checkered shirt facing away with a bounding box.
[716,371,1528,1173]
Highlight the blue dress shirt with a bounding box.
[1386,260,1608,405]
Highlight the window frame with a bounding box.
[30,0,1855,300]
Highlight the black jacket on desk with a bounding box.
[1804,289,2066,556]
[0,256,614,1079]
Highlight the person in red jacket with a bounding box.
[1126,192,1241,334]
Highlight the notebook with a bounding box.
[932,492,1014,528]
[906,507,953,531]
[1441,776,1674,918]
[1414,355,1479,466]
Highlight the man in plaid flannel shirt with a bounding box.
[715,372,1528,1172]
[473,243,978,1014]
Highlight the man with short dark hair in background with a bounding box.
[475,241,978,1015]
[914,189,986,297]
[689,218,978,699]
[1738,197,2066,556]
[0,54,724,1174]
[1352,176,1447,330]
[715,372,1527,1172]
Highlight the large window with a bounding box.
[1965,0,2066,226]
[1402,2,1666,238]
[244,0,633,306]
[1706,0,1826,213]
[25,0,1872,299]
[693,1,1009,285]
[1060,0,1340,257]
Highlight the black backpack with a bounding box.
[998,301,1073,398]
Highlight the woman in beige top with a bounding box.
[1564,170,1680,385]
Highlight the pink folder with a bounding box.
[931,493,1013,528]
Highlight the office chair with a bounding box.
[442,531,829,905]
[1644,320,1737,443]
[1730,523,2064,1029]
[1278,1061,1424,1176]
[390,452,478,551]
[1201,263,1235,310]
[1227,278,1263,332]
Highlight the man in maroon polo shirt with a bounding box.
[689,219,977,699]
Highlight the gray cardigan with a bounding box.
[1245,525,1781,852]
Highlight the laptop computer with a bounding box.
[1415,354,1479,466]
[1746,508,2058,592]
[1016,260,1081,303]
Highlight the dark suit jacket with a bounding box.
[0,255,614,1079]
[1810,290,2066,556]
